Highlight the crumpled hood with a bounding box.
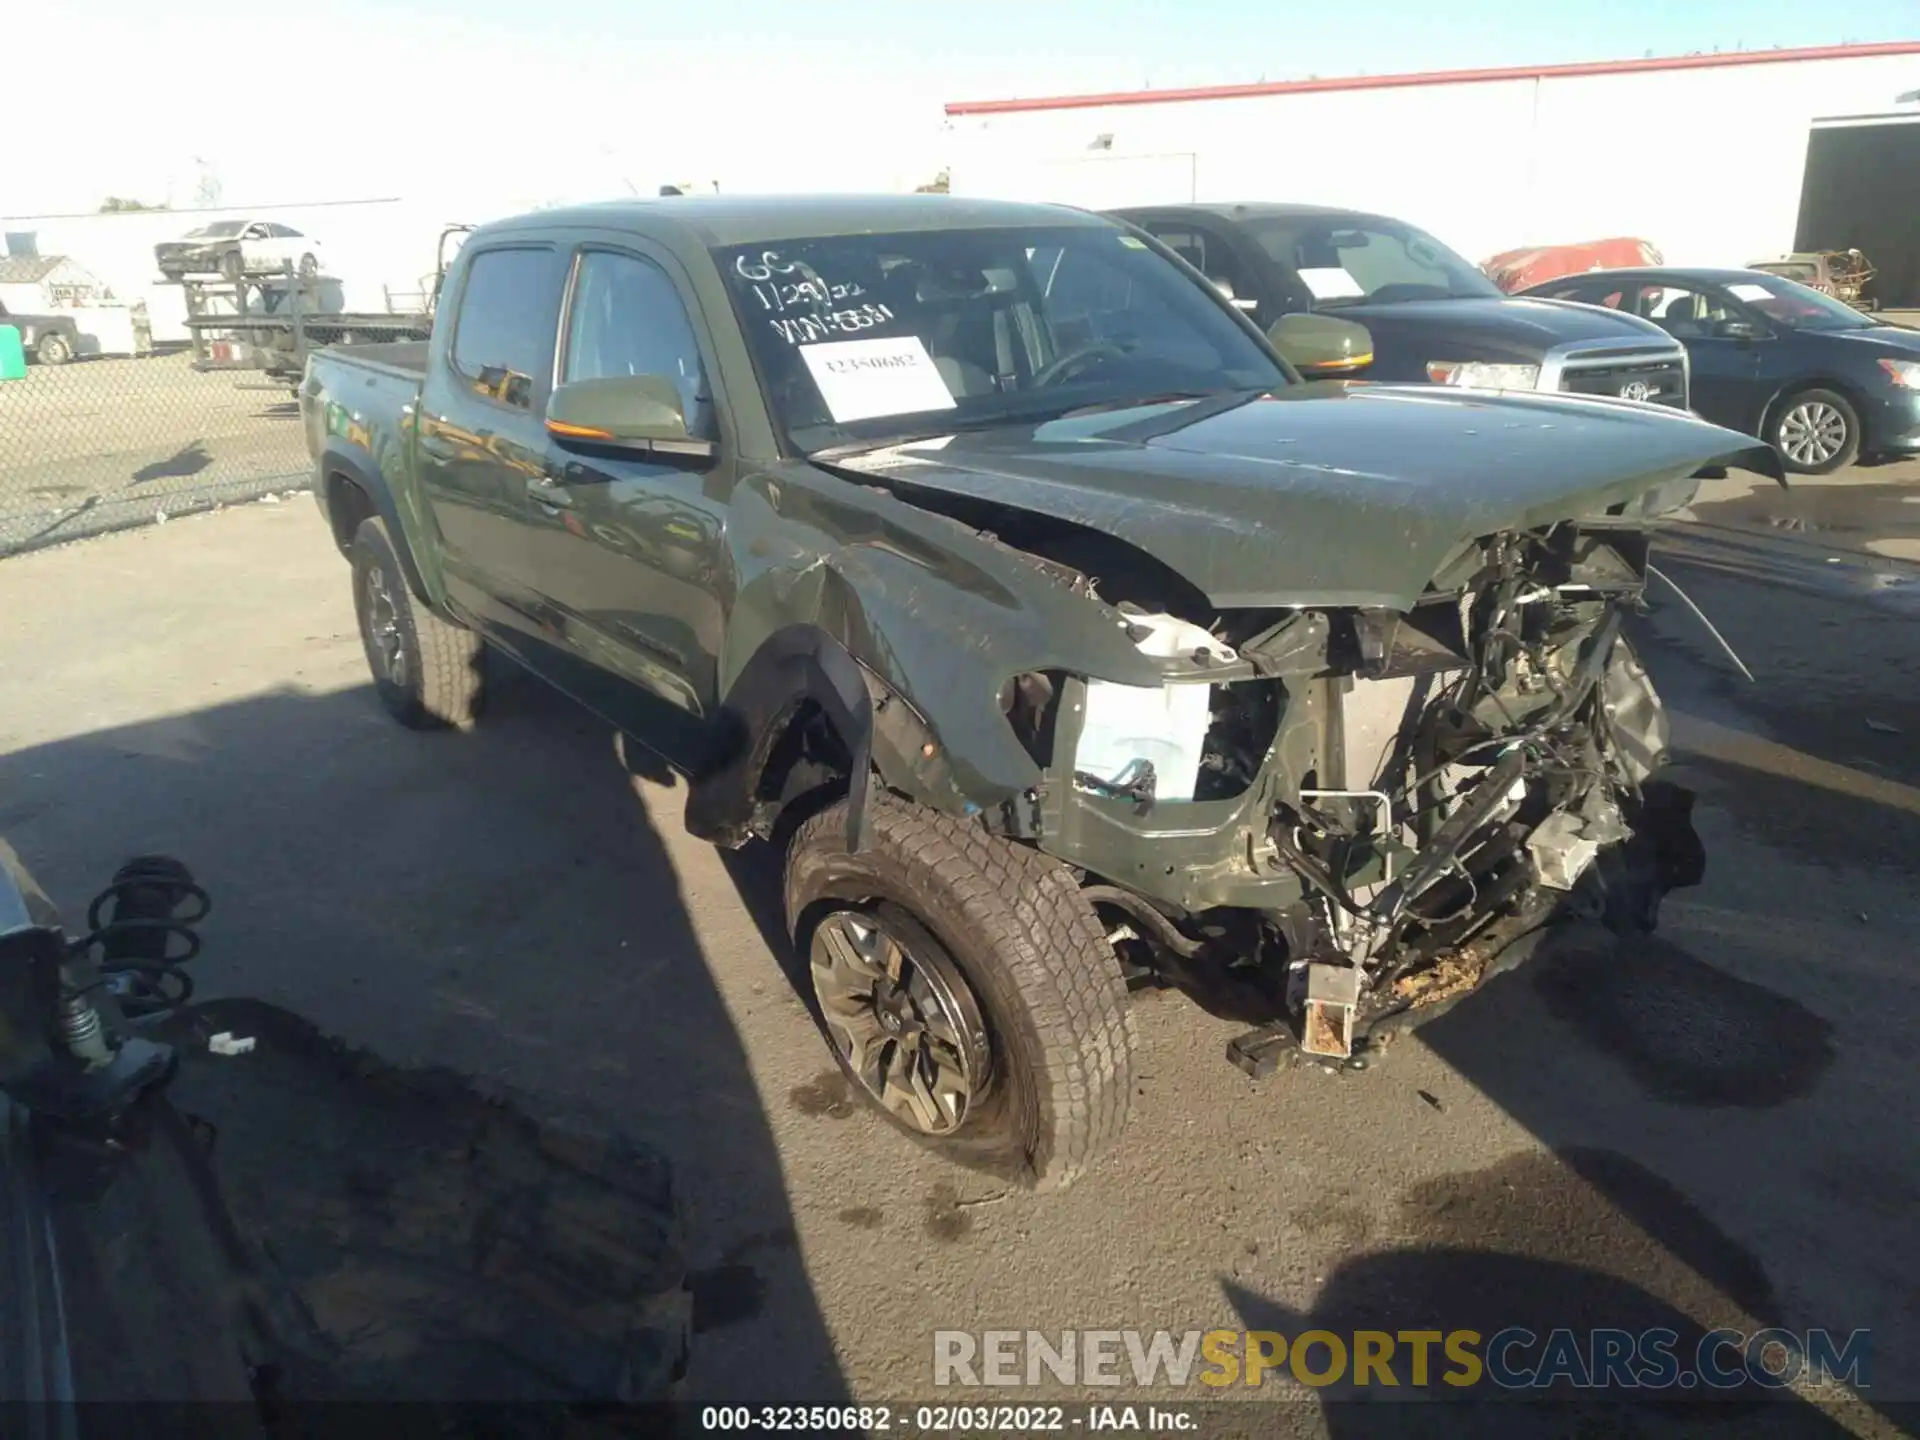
[825,383,1780,610]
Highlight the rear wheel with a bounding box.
[785,795,1135,1191]
[298,252,319,280]
[1771,387,1859,474]
[349,516,485,729]
[219,249,244,281]
[34,332,71,366]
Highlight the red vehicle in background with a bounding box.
[1482,238,1663,294]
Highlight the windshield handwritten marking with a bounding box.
[769,304,895,346]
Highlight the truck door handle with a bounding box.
[527,475,574,508]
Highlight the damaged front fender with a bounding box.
[695,464,1174,841]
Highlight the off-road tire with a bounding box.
[349,516,485,729]
[1770,386,1860,474]
[784,794,1135,1191]
[35,332,72,366]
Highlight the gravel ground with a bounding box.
[1,496,1915,1437]
[0,352,307,552]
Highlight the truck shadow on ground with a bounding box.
[0,664,848,1405]
[1222,1208,1862,1436]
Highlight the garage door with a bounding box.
[1796,114,1920,308]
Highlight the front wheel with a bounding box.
[785,795,1136,1191]
[1772,387,1859,474]
[298,252,319,280]
[35,332,72,366]
[219,249,244,282]
[349,517,485,729]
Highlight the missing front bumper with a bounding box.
[1225,779,1708,1077]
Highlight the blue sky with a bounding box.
[10,0,1916,215]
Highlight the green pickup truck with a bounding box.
[301,195,1776,1191]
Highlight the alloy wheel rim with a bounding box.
[1780,402,1847,465]
[810,911,989,1136]
[363,567,407,686]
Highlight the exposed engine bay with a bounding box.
[996,518,1705,1062]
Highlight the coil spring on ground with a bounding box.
[66,855,211,1022]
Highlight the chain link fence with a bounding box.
[0,349,311,558]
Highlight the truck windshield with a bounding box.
[712,225,1287,455]
[1244,216,1502,308]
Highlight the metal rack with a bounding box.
[173,266,433,387]
[163,226,471,390]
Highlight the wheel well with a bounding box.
[1764,376,1865,433]
[754,699,856,844]
[325,473,377,554]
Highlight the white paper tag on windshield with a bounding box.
[1299,267,1365,300]
[1727,282,1774,302]
[800,336,957,423]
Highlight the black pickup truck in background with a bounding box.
[0,301,80,366]
[1110,202,1693,410]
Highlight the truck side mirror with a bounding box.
[1266,312,1375,378]
[546,375,715,459]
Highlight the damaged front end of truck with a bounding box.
[817,392,1782,1067]
[1010,522,1706,1064]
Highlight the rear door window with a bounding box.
[450,247,568,412]
[1135,220,1261,311]
[1631,283,1735,339]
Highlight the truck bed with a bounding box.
[319,339,428,380]
[302,343,428,482]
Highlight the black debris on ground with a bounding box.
[66,998,693,1434]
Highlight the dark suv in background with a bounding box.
[1109,202,1692,410]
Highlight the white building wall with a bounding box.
[946,51,1920,268]
[0,200,465,343]
[0,284,47,313]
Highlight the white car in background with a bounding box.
[154,220,327,282]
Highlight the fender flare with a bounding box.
[684,625,875,854]
[318,445,434,608]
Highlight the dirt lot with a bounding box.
[1,488,1917,1435]
[0,352,306,552]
